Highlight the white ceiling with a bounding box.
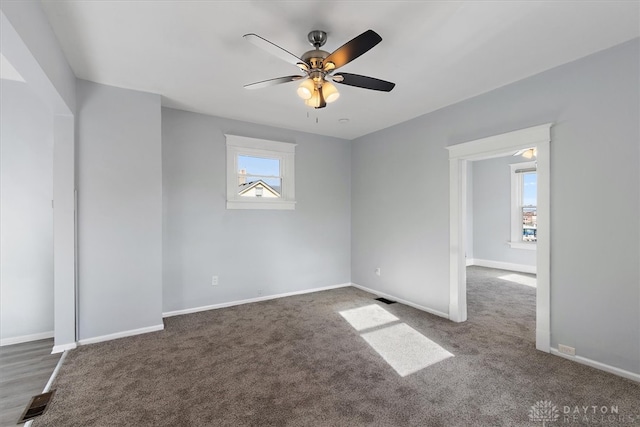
[41,1,639,140]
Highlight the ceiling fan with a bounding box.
[243,29,395,109]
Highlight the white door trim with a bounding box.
[446,123,551,352]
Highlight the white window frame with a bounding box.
[509,161,537,250]
[225,134,296,210]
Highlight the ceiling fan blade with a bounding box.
[332,72,395,92]
[324,30,382,70]
[244,75,304,90]
[243,33,307,70]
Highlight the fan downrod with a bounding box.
[307,30,327,48]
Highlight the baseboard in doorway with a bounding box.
[51,342,77,354]
[468,258,536,274]
[0,331,54,347]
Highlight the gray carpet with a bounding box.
[34,267,640,426]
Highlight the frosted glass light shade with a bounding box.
[297,79,315,100]
[322,81,340,103]
[304,89,320,107]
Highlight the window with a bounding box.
[509,161,536,249]
[226,135,296,210]
[237,156,281,199]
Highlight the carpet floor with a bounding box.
[34,267,640,426]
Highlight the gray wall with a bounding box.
[352,39,639,373]
[76,80,162,340]
[472,156,536,267]
[162,108,351,313]
[351,115,451,315]
[0,80,54,342]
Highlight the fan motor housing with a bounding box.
[302,50,329,70]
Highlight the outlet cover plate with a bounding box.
[558,344,575,356]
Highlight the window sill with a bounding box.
[227,200,296,210]
[508,241,537,250]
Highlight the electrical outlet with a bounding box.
[558,344,575,356]
[375,268,381,276]
[212,276,219,286]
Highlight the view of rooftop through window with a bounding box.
[522,172,537,241]
[237,155,281,198]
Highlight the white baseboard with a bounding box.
[0,331,54,347]
[163,283,351,318]
[78,324,164,346]
[469,258,536,274]
[44,350,68,391]
[350,283,449,320]
[52,342,77,354]
[466,258,475,266]
[550,348,640,383]
[24,352,70,427]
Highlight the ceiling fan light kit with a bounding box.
[321,81,340,103]
[243,29,395,109]
[297,78,315,100]
[513,148,537,159]
[304,87,324,108]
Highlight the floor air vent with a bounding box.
[375,297,396,304]
[18,390,55,424]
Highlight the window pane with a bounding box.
[237,155,282,198]
[522,172,537,206]
[522,172,537,241]
[238,155,280,177]
[238,178,282,199]
[238,177,282,198]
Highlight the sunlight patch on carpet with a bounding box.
[498,273,536,288]
[361,323,454,376]
[339,304,454,376]
[339,304,399,331]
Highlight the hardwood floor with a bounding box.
[0,339,60,426]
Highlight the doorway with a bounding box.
[0,69,55,346]
[447,123,551,352]
[1,9,77,352]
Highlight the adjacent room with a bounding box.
[466,150,539,324]
[1,1,638,426]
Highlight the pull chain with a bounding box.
[306,111,319,124]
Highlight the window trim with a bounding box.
[225,134,296,210]
[509,161,537,250]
